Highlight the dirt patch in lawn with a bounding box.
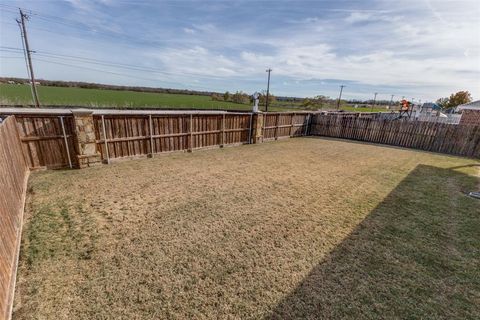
[13,138,480,319]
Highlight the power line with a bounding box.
[31,57,214,90]
[0,46,263,82]
[0,46,23,52]
[33,52,229,80]
[32,57,166,82]
[1,4,188,50]
[1,5,273,94]
[1,6,270,86]
[0,56,24,59]
[1,3,259,52]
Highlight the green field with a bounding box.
[0,84,260,110]
[0,84,390,112]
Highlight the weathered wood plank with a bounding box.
[0,116,29,320]
[310,113,480,158]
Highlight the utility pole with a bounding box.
[371,92,378,112]
[337,85,345,110]
[17,9,40,107]
[265,68,272,112]
[389,94,394,109]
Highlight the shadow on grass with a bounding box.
[267,164,480,319]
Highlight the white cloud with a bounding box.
[192,23,216,33]
[64,0,91,11]
[146,46,239,78]
[345,12,373,24]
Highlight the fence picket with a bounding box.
[311,113,479,158]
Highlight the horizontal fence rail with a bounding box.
[93,113,253,161]
[311,113,480,158]
[13,115,76,169]
[262,113,311,141]
[0,116,29,320]
[1,109,478,169]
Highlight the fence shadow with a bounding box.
[267,164,480,319]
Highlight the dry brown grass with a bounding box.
[13,138,480,319]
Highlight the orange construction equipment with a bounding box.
[399,99,413,118]
[401,99,410,111]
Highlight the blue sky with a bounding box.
[0,0,479,102]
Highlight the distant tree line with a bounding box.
[301,95,336,110]
[211,91,276,106]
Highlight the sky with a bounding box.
[0,0,479,102]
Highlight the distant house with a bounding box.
[456,100,480,112]
[412,103,461,124]
[457,100,480,125]
[415,102,441,117]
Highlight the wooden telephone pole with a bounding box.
[17,9,40,107]
[337,85,345,110]
[370,92,378,112]
[265,68,272,112]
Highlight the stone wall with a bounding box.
[252,112,264,143]
[72,111,102,168]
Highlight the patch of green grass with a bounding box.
[24,201,97,266]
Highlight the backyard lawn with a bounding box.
[13,138,480,319]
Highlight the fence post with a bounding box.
[221,114,225,147]
[290,113,295,137]
[274,113,279,140]
[101,115,110,164]
[248,113,253,144]
[304,114,310,136]
[252,112,264,144]
[189,114,193,152]
[149,115,154,157]
[59,116,72,169]
[72,110,101,168]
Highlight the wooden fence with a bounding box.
[311,113,480,157]
[1,110,479,170]
[93,113,253,161]
[262,113,311,141]
[0,116,29,320]
[13,114,76,169]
